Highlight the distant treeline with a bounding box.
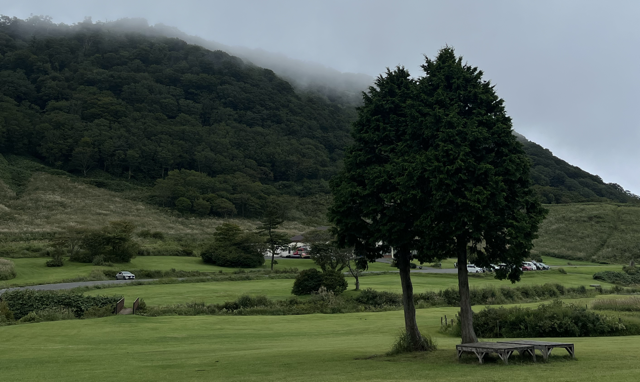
[0,15,635,217]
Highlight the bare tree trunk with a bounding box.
[355,273,360,290]
[457,238,478,344]
[397,248,422,348]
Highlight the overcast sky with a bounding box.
[4,0,639,194]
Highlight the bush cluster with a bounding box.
[593,271,640,286]
[136,230,165,240]
[0,290,122,320]
[0,258,17,280]
[201,223,265,268]
[291,269,348,295]
[356,284,593,308]
[468,300,640,338]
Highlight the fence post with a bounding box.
[133,297,140,314]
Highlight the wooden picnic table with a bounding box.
[456,342,536,365]
[498,340,575,361]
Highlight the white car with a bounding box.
[467,264,483,273]
[116,271,136,280]
[523,261,537,270]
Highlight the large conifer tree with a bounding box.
[330,47,546,347]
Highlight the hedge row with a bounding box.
[0,290,122,319]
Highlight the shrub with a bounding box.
[410,263,417,269]
[17,307,76,323]
[150,231,165,240]
[470,300,639,338]
[355,288,402,307]
[83,305,115,318]
[137,229,152,238]
[175,197,192,213]
[387,331,437,355]
[92,254,106,266]
[0,258,17,280]
[320,270,348,294]
[593,271,640,286]
[1,290,121,320]
[45,247,65,267]
[558,268,567,274]
[0,300,15,321]
[292,269,324,295]
[201,224,265,268]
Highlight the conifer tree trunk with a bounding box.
[457,238,478,343]
[396,248,422,347]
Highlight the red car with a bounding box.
[293,247,311,259]
[521,264,534,271]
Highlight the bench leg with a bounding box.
[565,345,575,358]
[457,349,463,359]
[497,350,513,365]
[473,350,487,364]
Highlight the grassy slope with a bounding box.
[1,303,639,382]
[3,161,640,265]
[84,270,611,306]
[533,203,640,263]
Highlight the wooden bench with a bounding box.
[456,342,536,364]
[498,340,575,361]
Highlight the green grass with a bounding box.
[84,270,613,307]
[2,303,640,382]
[533,203,640,263]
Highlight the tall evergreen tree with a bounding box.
[330,47,546,348]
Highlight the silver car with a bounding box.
[116,271,135,280]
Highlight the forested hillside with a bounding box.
[0,15,355,218]
[0,15,636,223]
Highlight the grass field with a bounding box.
[1,302,640,382]
[83,269,613,307]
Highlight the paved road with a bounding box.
[0,264,458,295]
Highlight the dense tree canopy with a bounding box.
[0,16,354,203]
[330,47,547,347]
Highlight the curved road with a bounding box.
[0,263,456,295]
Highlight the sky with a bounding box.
[3,0,639,194]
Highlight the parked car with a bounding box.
[521,263,534,271]
[467,264,483,273]
[536,262,550,270]
[116,271,135,280]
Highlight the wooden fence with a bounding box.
[132,297,140,314]
[114,298,125,314]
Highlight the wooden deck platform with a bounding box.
[498,340,575,361]
[456,342,536,364]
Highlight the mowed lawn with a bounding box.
[1,305,640,382]
[84,270,613,306]
[2,255,618,289]
[0,257,323,288]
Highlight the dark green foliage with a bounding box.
[0,258,17,280]
[200,223,265,268]
[520,135,639,204]
[0,300,14,321]
[355,284,593,308]
[174,197,192,213]
[291,268,348,295]
[354,288,402,307]
[623,265,638,275]
[82,305,115,318]
[257,200,288,270]
[0,16,355,218]
[291,268,324,295]
[46,247,65,267]
[69,220,139,263]
[387,331,437,355]
[308,241,349,272]
[0,289,121,320]
[593,271,640,286]
[318,270,348,294]
[468,300,639,338]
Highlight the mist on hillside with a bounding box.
[10,16,373,106]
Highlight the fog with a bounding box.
[3,0,640,193]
